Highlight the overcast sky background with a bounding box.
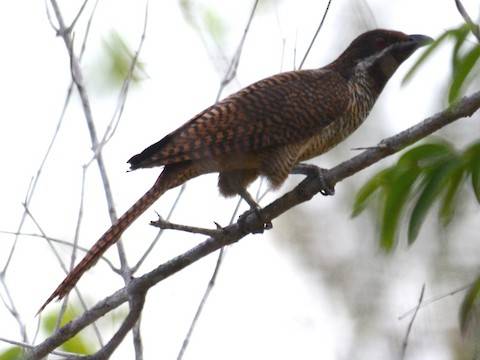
[1,0,479,359]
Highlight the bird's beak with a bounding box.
[407,34,434,47]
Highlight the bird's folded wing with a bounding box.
[128,69,349,169]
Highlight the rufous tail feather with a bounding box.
[37,172,169,314]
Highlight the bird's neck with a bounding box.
[329,49,402,94]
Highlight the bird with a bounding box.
[38,29,432,313]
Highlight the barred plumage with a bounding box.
[39,29,432,313]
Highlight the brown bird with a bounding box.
[39,29,432,312]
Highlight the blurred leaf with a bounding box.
[397,142,453,166]
[102,31,148,88]
[439,165,465,225]
[448,44,480,103]
[460,276,480,334]
[0,347,22,360]
[43,307,93,355]
[380,165,420,251]
[408,157,460,244]
[403,31,451,84]
[451,25,471,68]
[402,24,470,85]
[202,7,226,44]
[467,143,480,203]
[351,168,392,217]
[179,0,196,28]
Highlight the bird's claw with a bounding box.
[292,164,335,196]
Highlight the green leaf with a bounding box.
[402,25,469,85]
[403,31,450,84]
[465,142,480,203]
[439,165,465,225]
[398,142,453,167]
[202,7,225,44]
[0,347,22,360]
[351,168,392,217]
[408,157,460,244]
[448,45,480,103]
[380,166,420,251]
[42,307,93,355]
[102,31,148,87]
[460,276,480,334]
[471,153,480,203]
[451,25,470,69]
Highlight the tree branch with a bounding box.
[26,91,480,358]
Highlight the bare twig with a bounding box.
[0,336,74,357]
[94,2,150,157]
[400,284,425,359]
[56,166,89,333]
[23,205,104,346]
[215,0,259,101]
[63,293,146,360]
[398,281,473,320]
[133,184,186,273]
[26,89,480,359]
[176,198,242,360]
[0,277,28,343]
[151,217,222,237]
[0,231,117,271]
[298,0,333,70]
[455,0,480,43]
[0,3,101,347]
[67,0,90,34]
[49,0,129,275]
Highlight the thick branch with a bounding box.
[27,90,480,359]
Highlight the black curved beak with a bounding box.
[407,34,434,47]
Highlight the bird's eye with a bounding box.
[375,37,387,49]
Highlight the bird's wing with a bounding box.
[128,69,349,169]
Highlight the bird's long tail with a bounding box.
[38,163,198,314]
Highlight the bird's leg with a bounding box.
[237,188,273,233]
[291,163,335,196]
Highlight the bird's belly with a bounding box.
[298,113,367,162]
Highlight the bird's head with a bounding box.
[330,29,432,87]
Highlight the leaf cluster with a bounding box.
[352,141,480,250]
[404,24,480,103]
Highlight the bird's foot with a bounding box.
[292,163,335,196]
[238,205,272,234]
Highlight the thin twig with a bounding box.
[64,293,146,360]
[398,281,473,320]
[215,0,259,101]
[455,0,480,43]
[176,197,242,360]
[0,336,74,357]
[49,0,130,276]
[0,277,28,343]
[298,0,333,70]
[400,284,425,359]
[56,165,88,333]
[151,217,222,237]
[24,205,105,346]
[68,0,90,34]
[0,2,100,346]
[132,184,186,273]
[0,231,117,271]
[94,2,150,157]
